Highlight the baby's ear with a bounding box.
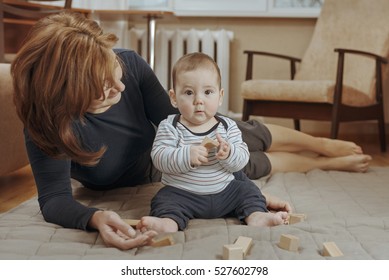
[169,89,178,108]
[218,88,224,106]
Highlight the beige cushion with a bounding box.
[0,63,29,176]
[241,79,375,107]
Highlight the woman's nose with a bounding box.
[116,81,125,92]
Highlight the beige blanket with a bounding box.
[1,167,389,259]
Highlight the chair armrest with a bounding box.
[243,50,301,80]
[333,48,388,105]
[334,48,388,63]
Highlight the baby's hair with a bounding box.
[172,52,221,90]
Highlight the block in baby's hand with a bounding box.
[201,137,219,149]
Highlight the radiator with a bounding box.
[128,28,234,115]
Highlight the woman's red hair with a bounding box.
[11,12,119,166]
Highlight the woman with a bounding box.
[11,12,371,250]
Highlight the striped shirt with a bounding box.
[151,114,249,194]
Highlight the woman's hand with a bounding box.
[263,193,293,213]
[88,210,158,250]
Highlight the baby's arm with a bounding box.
[151,120,200,173]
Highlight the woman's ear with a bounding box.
[169,89,178,108]
[218,88,224,106]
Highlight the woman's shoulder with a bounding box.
[114,49,151,76]
[114,49,142,63]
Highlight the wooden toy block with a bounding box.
[322,241,343,257]
[123,219,140,227]
[151,235,175,247]
[234,236,253,256]
[288,213,307,225]
[222,244,243,260]
[201,137,219,149]
[278,234,299,252]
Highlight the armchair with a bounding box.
[241,0,389,152]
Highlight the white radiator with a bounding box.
[128,28,234,115]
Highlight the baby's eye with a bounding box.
[205,90,214,95]
[184,90,193,95]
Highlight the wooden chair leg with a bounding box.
[330,120,339,139]
[242,100,250,121]
[293,119,300,131]
[331,107,340,139]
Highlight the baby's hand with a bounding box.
[216,133,230,160]
[190,145,208,167]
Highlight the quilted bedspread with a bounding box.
[1,167,389,259]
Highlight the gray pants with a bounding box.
[150,171,267,230]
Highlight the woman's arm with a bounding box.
[27,131,157,249]
[25,131,98,230]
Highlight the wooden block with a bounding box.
[201,137,219,149]
[322,242,343,257]
[222,244,243,260]
[278,234,299,252]
[151,235,175,247]
[123,219,140,227]
[234,236,253,256]
[288,213,307,224]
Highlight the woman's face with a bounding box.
[87,64,125,114]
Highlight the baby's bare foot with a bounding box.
[138,216,178,233]
[319,138,363,157]
[245,211,288,227]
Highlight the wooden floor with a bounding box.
[0,134,388,214]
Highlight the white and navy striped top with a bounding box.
[151,114,249,194]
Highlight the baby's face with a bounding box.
[170,66,223,128]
